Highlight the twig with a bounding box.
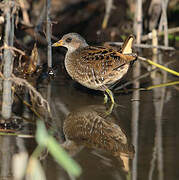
[46,0,52,68]
[10,74,51,115]
[158,0,168,30]
[160,0,169,46]
[134,0,142,43]
[152,29,158,55]
[148,0,162,31]
[0,45,25,56]
[142,27,179,41]
[151,29,158,78]
[35,2,46,31]
[14,91,43,119]
[134,43,174,50]
[114,59,176,91]
[139,56,179,77]
[0,71,46,119]
[0,132,34,138]
[19,0,31,25]
[10,8,15,46]
[115,80,179,93]
[1,1,14,120]
[159,26,179,36]
[105,42,175,50]
[131,0,142,178]
[102,0,113,29]
[142,81,179,90]
[149,55,166,180]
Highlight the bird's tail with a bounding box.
[121,34,135,54]
[116,35,137,62]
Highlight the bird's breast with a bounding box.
[64,53,102,90]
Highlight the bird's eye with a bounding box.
[65,37,72,43]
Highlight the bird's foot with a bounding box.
[104,89,115,104]
[104,93,108,104]
[103,88,115,115]
[104,89,125,115]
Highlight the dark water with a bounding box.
[0,50,179,180]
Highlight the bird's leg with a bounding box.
[105,88,115,104]
[104,88,115,115]
[102,86,115,114]
[104,88,125,115]
[106,102,114,115]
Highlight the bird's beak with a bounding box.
[52,40,64,47]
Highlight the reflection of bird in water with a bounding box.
[52,33,137,107]
[63,105,134,171]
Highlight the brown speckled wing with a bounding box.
[73,46,135,86]
[80,46,126,67]
[79,46,136,74]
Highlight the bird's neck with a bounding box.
[66,43,88,54]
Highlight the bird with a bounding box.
[52,33,137,105]
[63,105,134,161]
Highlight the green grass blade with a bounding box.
[145,81,179,90]
[46,136,82,177]
[36,121,82,177]
[139,56,179,77]
[147,59,179,77]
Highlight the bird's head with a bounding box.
[52,33,88,53]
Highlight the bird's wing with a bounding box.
[78,46,136,74]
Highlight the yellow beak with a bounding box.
[52,40,64,47]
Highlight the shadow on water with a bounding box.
[0,51,179,180]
